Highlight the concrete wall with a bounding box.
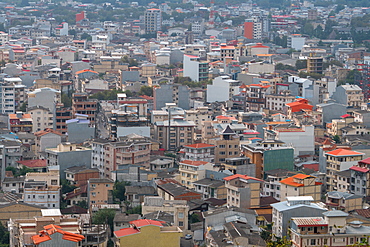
[67,121,95,143]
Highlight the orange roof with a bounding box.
[114,228,140,238]
[9,113,31,119]
[292,174,311,179]
[216,115,236,120]
[220,46,235,49]
[326,148,364,156]
[17,159,47,168]
[34,128,64,137]
[184,143,215,149]
[75,69,98,75]
[32,224,84,245]
[180,160,209,166]
[223,174,263,182]
[280,176,304,187]
[130,219,163,228]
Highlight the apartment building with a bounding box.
[280,174,322,202]
[87,178,114,207]
[23,180,60,209]
[325,149,364,192]
[332,84,364,108]
[72,93,98,125]
[28,106,54,132]
[263,169,298,201]
[179,160,213,188]
[8,112,33,133]
[208,126,240,165]
[290,211,370,247]
[144,8,162,34]
[181,143,215,163]
[224,174,263,209]
[271,196,327,238]
[183,54,209,82]
[153,116,195,150]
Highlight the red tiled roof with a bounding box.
[76,69,98,75]
[17,159,47,168]
[130,219,163,228]
[341,114,354,118]
[184,143,215,149]
[303,163,319,171]
[360,157,370,165]
[32,224,84,244]
[114,228,140,238]
[223,174,263,182]
[350,166,370,173]
[9,113,31,119]
[180,160,209,166]
[216,115,236,120]
[34,128,64,137]
[326,149,364,156]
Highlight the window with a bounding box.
[310,239,316,245]
[178,212,184,218]
[106,184,110,187]
[179,221,184,227]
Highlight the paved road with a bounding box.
[180,238,193,247]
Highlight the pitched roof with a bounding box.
[180,160,209,166]
[280,174,321,187]
[114,227,140,238]
[130,219,164,228]
[32,224,84,244]
[16,159,47,168]
[34,128,64,137]
[360,157,370,165]
[184,143,215,149]
[222,125,236,135]
[350,166,370,173]
[326,149,364,156]
[223,174,263,182]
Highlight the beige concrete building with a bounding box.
[179,160,214,188]
[290,211,370,247]
[28,106,54,132]
[88,178,114,208]
[26,169,59,187]
[326,191,363,212]
[153,117,195,150]
[142,196,189,231]
[224,174,263,209]
[280,174,322,202]
[325,149,364,192]
[208,125,240,164]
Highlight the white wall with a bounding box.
[206,77,230,102]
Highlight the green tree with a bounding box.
[17,166,33,176]
[19,102,27,112]
[76,200,88,209]
[138,85,153,96]
[112,181,131,202]
[303,23,314,36]
[333,135,341,144]
[295,60,307,70]
[126,205,142,214]
[189,213,201,224]
[92,209,116,235]
[61,93,72,108]
[5,166,16,176]
[0,221,9,245]
[61,179,77,194]
[81,33,92,41]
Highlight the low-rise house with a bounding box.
[16,159,47,173]
[65,166,100,186]
[2,176,24,193]
[125,185,157,207]
[326,191,363,212]
[193,178,226,199]
[34,128,64,157]
[142,196,189,231]
[113,212,141,232]
[156,180,202,201]
[150,157,175,171]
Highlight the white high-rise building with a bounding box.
[145,8,162,34]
